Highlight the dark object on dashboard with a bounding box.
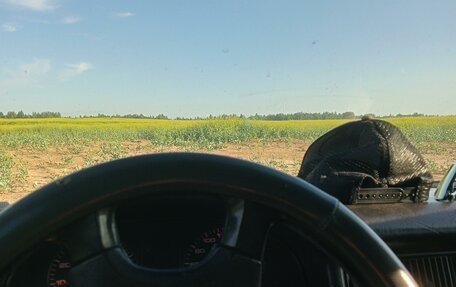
[353,187,411,204]
[298,117,433,204]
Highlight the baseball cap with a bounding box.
[297,117,433,204]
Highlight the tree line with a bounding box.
[0,111,62,118]
[248,112,357,120]
[82,113,169,120]
[0,110,428,120]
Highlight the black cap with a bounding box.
[297,118,433,204]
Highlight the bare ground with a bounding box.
[1,139,453,203]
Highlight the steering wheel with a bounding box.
[0,153,416,287]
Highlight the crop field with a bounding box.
[1,116,455,202]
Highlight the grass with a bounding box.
[0,118,327,150]
[0,152,13,188]
[0,116,455,196]
[1,116,455,150]
[0,152,27,190]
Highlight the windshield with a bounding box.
[1,1,455,202]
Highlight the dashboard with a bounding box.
[3,194,456,287]
[2,195,326,287]
[4,195,228,287]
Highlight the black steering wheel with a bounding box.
[0,153,416,287]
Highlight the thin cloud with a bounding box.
[59,62,94,81]
[0,58,51,88]
[20,58,51,76]
[63,16,80,24]
[2,0,58,11]
[115,11,135,18]
[2,23,17,32]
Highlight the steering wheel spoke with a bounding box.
[55,209,119,267]
[66,202,265,287]
[221,200,276,261]
[69,223,263,287]
[71,247,262,287]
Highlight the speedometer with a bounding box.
[183,227,223,267]
[47,247,71,287]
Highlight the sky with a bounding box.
[0,0,455,117]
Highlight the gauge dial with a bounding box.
[183,227,223,267]
[47,248,71,287]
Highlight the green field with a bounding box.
[1,116,455,148]
[1,116,455,199]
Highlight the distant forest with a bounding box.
[0,111,62,118]
[0,110,429,120]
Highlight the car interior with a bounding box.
[0,151,455,287]
[1,1,455,287]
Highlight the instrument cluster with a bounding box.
[5,195,227,287]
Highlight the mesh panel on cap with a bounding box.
[298,119,433,204]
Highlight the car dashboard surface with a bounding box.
[349,202,456,287]
[2,195,456,287]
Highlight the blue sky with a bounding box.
[0,0,455,117]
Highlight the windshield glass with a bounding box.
[1,1,455,202]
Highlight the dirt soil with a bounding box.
[1,139,452,203]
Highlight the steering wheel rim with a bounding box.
[0,153,417,287]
